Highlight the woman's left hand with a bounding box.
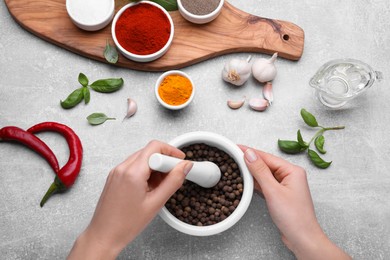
[68,140,193,259]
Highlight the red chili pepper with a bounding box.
[28,122,83,207]
[0,126,60,173]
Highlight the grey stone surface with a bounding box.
[1,0,389,259]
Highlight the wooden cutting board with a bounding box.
[5,0,304,72]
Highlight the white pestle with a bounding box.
[148,153,221,188]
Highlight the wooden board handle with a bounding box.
[170,2,304,61]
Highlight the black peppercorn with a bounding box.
[165,143,244,226]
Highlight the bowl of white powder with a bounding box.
[66,0,115,31]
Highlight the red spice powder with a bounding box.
[115,3,171,55]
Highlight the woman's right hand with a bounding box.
[239,145,351,260]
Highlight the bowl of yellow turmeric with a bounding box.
[155,70,195,110]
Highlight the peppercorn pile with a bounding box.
[165,143,243,226]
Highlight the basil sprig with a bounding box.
[87,113,116,125]
[61,88,84,109]
[78,72,89,87]
[314,135,326,154]
[130,0,178,11]
[278,108,345,169]
[104,39,118,64]
[308,149,331,169]
[90,78,124,93]
[60,73,124,109]
[149,0,178,11]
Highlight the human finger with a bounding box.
[119,140,185,172]
[238,144,249,152]
[239,144,299,183]
[243,148,280,196]
[116,141,185,182]
[140,140,185,160]
[239,145,276,194]
[147,161,193,210]
[239,144,290,173]
[255,150,300,183]
[135,140,185,177]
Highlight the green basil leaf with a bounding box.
[297,130,308,148]
[148,0,178,11]
[60,88,84,109]
[87,113,116,125]
[78,73,89,87]
[308,149,332,169]
[278,139,307,154]
[104,39,118,64]
[315,135,326,154]
[83,87,91,104]
[90,78,124,93]
[300,108,318,127]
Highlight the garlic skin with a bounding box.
[252,53,278,83]
[263,82,273,104]
[249,98,269,111]
[222,56,252,86]
[123,98,137,120]
[227,96,246,109]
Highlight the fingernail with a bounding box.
[245,149,258,163]
[183,162,194,176]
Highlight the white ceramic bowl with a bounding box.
[159,131,254,236]
[66,0,115,31]
[155,70,195,110]
[111,1,174,62]
[177,0,224,24]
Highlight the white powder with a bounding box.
[67,0,113,25]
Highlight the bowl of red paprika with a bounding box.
[111,1,174,62]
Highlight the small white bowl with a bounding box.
[155,70,195,110]
[66,0,114,31]
[111,1,174,62]
[177,0,224,24]
[159,131,254,236]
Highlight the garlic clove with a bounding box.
[123,98,137,120]
[227,96,246,109]
[263,82,273,105]
[222,56,252,86]
[269,52,278,63]
[252,53,278,83]
[249,98,269,111]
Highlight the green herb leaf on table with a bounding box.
[60,73,124,109]
[297,129,308,148]
[82,87,90,104]
[78,73,89,87]
[87,113,116,125]
[61,88,84,109]
[278,108,345,169]
[148,0,178,11]
[104,39,119,64]
[308,149,332,169]
[300,108,318,127]
[315,135,326,154]
[278,140,307,154]
[90,78,124,93]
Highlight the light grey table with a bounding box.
[1,0,389,259]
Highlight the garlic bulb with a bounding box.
[123,98,137,120]
[249,98,269,112]
[222,56,252,86]
[252,53,278,83]
[263,82,273,104]
[227,96,246,109]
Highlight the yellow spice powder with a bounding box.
[158,75,193,106]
